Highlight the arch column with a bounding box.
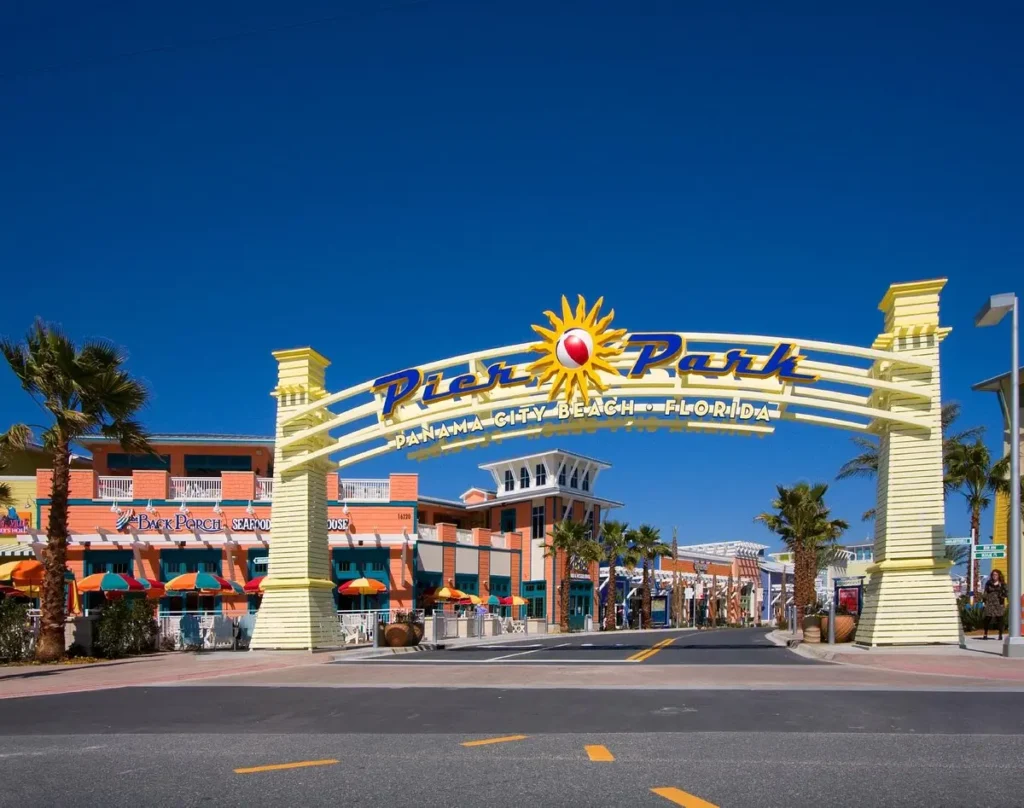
[856,280,960,646]
[250,348,343,650]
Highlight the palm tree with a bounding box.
[837,401,984,520]
[546,519,602,633]
[947,439,1006,595]
[599,520,636,631]
[755,482,848,628]
[627,524,671,629]
[1,322,151,662]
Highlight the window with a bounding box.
[535,464,546,485]
[504,470,515,492]
[184,454,253,475]
[371,560,387,572]
[107,453,171,471]
[558,465,567,485]
[582,472,590,492]
[562,504,570,522]
[855,548,873,562]
[570,468,578,488]
[500,508,516,534]
[532,505,545,540]
[587,510,597,539]
[520,467,530,489]
[523,581,546,619]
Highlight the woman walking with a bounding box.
[983,570,1007,641]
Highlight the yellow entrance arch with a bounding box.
[250,279,959,650]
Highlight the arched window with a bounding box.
[535,464,547,486]
[570,468,579,488]
[558,465,567,485]
[520,467,530,489]
[582,472,590,492]
[504,470,515,492]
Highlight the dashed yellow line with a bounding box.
[460,734,529,747]
[234,759,338,774]
[628,636,677,662]
[584,744,615,761]
[651,786,719,807]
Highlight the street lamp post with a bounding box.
[975,292,1022,658]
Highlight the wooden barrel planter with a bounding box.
[820,615,857,643]
[802,615,822,643]
[383,622,412,647]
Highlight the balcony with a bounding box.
[456,529,474,545]
[170,477,222,501]
[340,479,390,502]
[97,476,133,501]
[418,524,437,542]
[256,478,273,501]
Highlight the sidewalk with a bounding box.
[770,630,1024,684]
[0,650,333,700]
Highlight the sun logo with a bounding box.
[527,295,626,403]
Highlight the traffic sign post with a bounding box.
[973,544,1007,561]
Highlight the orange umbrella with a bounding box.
[165,572,236,593]
[429,586,466,601]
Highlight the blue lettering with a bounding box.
[626,333,683,377]
[372,369,423,418]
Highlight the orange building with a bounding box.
[17,436,621,629]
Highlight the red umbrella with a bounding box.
[243,576,265,593]
[0,584,29,599]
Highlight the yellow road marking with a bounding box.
[460,734,529,747]
[234,759,338,774]
[651,786,720,807]
[584,744,615,761]
[628,636,677,662]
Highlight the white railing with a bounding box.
[336,609,425,645]
[340,478,390,502]
[456,529,474,545]
[97,476,133,500]
[491,533,507,549]
[418,524,437,542]
[256,478,273,500]
[170,477,222,501]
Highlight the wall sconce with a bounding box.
[179,502,189,515]
[212,501,224,515]
[245,501,255,516]
[146,500,156,514]
[110,501,121,514]
[343,503,349,515]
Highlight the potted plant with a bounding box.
[383,611,424,647]
[802,602,822,643]
[821,604,858,643]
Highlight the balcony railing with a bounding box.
[256,478,273,500]
[456,529,474,545]
[491,533,507,549]
[97,476,133,501]
[340,479,390,502]
[418,524,437,542]
[170,477,222,501]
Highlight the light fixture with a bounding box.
[212,501,224,515]
[974,292,1016,327]
[145,500,156,514]
[179,502,189,515]
[246,501,255,516]
[109,501,121,514]
[343,503,349,515]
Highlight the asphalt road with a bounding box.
[345,626,819,665]
[4,630,1023,807]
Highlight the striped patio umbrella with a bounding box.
[499,595,528,606]
[485,595,501,606]
[164,572,236,594]
[429,586,466,601]
[137,577,166,600]
[77,572,147,593]
[243,576,265,594]
[338,577,388,596]
[0,584,30,599]
[0,559,44,586]
[455,594,482,606]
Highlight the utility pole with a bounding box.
[672,528,680,628]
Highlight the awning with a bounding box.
[0,543,32,557]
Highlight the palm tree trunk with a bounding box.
[641,560,651,629]
[971,506,981,597]
[793,545,810,629]
[560,553,571,633]
[36,438,69,662]
[778,570,787,627]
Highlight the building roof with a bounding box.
[81,433,276,447]
[418,494,468,509]
[464,488,623,511]
[972,367,1024,392]
[477,449,611,472]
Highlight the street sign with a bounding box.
[944,536,973,546]
[973,544,1007,560]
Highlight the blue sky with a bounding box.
[2,1,1021,558]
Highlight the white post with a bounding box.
[969,527,976,605]
[1007,296,1021,657]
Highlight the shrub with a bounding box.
[777,617,788,631]
[96,598,159,659]
[0,600,30,662]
